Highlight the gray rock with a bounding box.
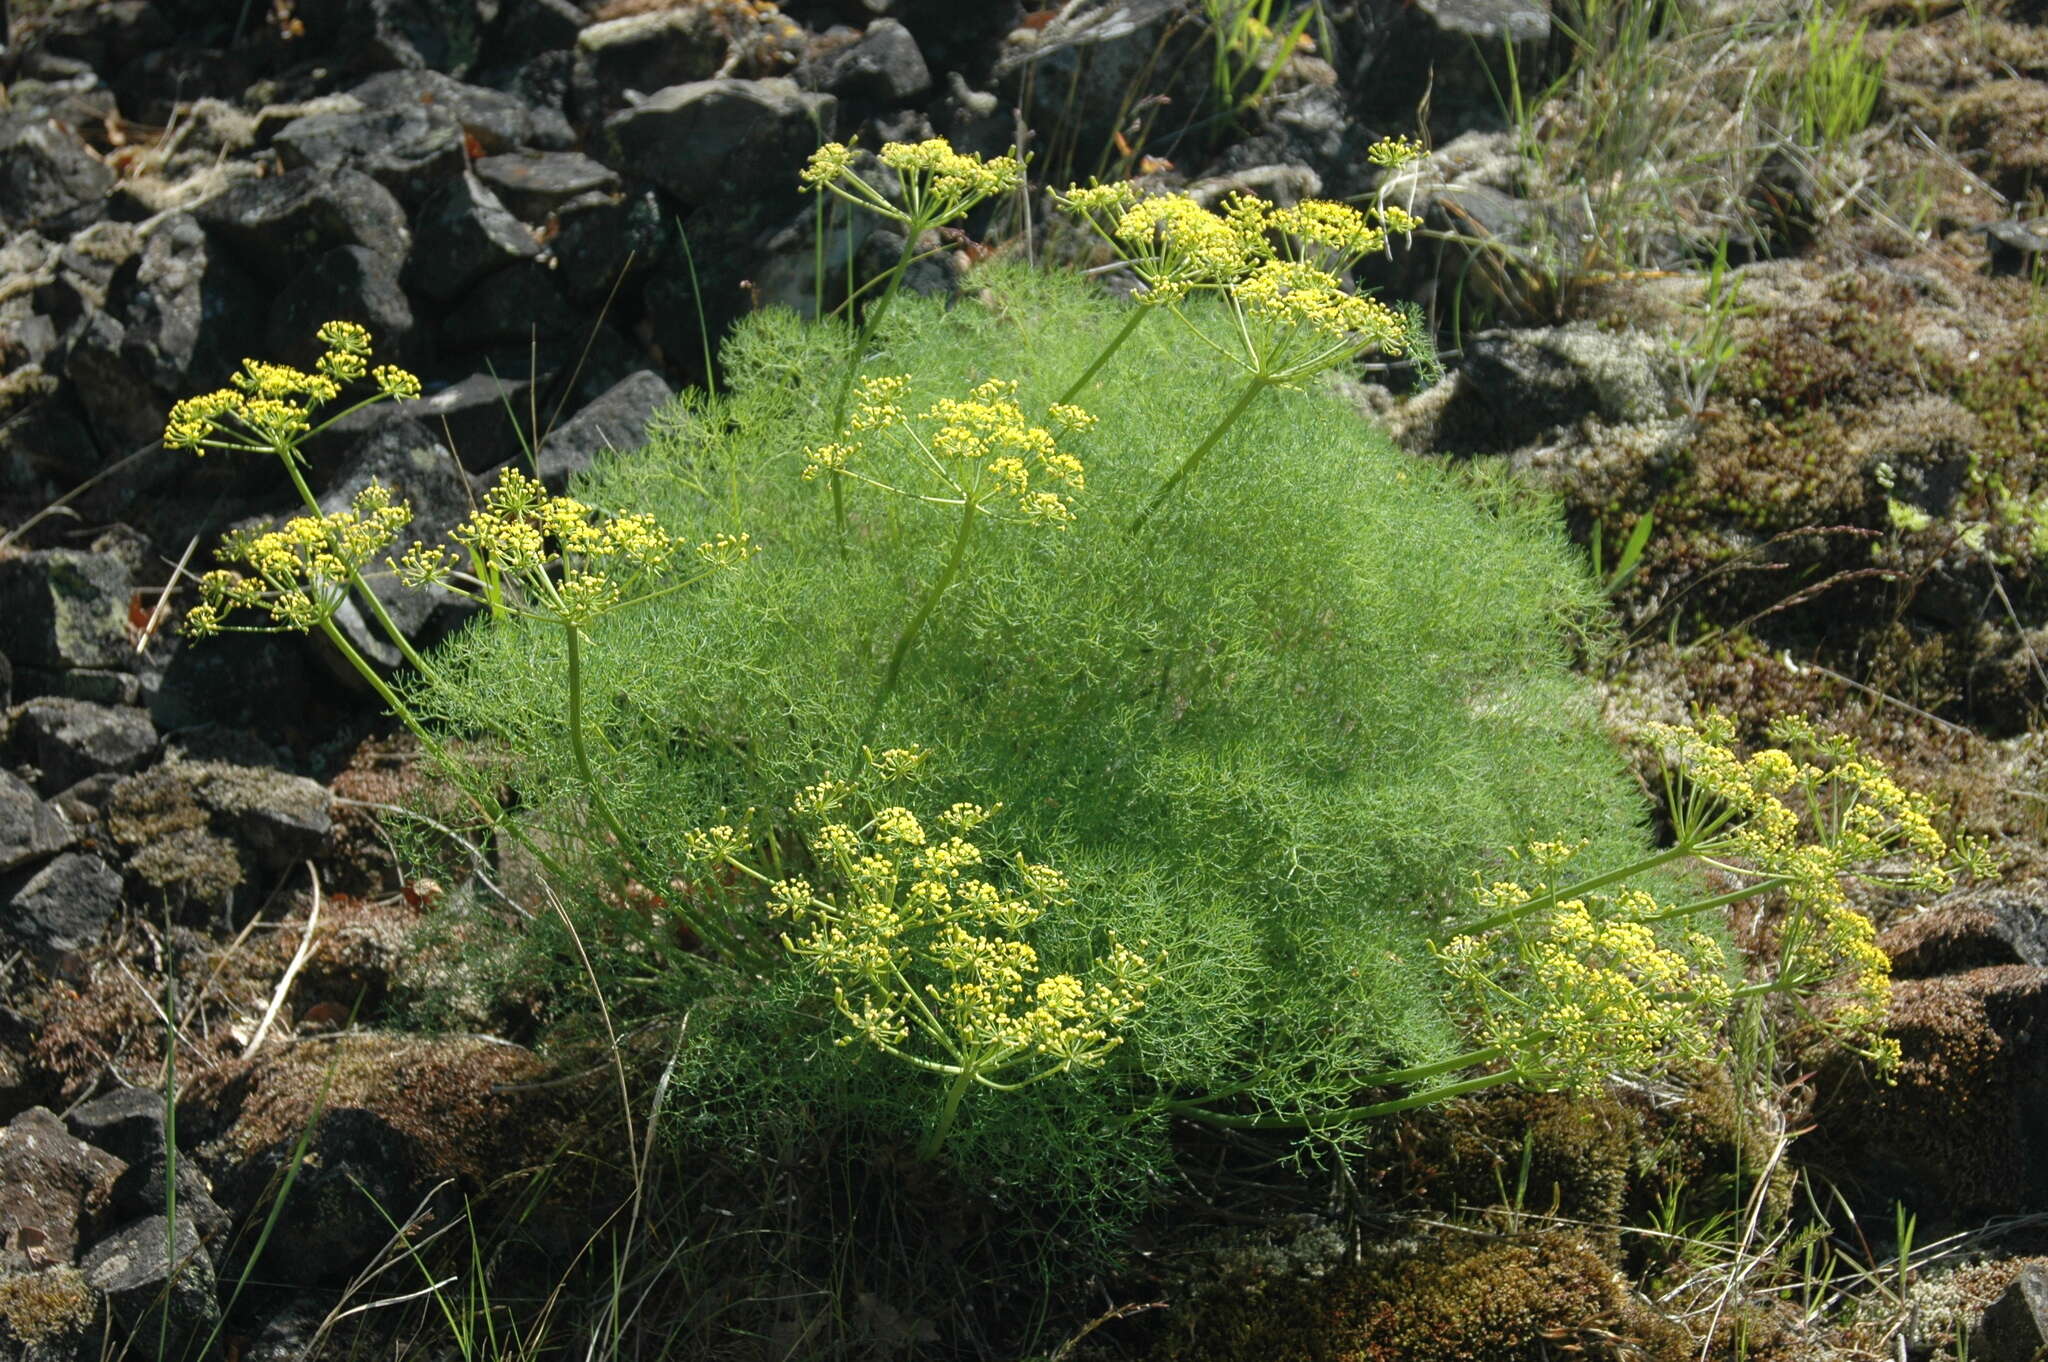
[0,649,10,708]
[101,761,331,917]
[1984,217,2048,279]
[572,9,781,121]
[0,1107,124,1267]
[214,1106,414,1287]
[1975,1264,2048,1362]
[0,769,74,874]
[1,852,124,957]
[441,260,576,350]
[28,668,142,708]
[29,0,176,73]
[0,113,114,236]
[0,386,104,496]
[181,761,333,868]
[266,244,416,371]
[1433,325,1670,453]
[151,634,309,743]
[1350,0,1551,129]
[35,220,140,337]
[114,211,266,396]
[80,1213,218,1351]
[800,19,931,104]
[353,375,535,476]
[108,1154,231,1248]
[1883,887,2048,979]
[192,167,411,291]
[351,69,572,151]
[601,78,836,206]
[291,0,492,78]
[992,0,1204,158]
[407,172,541,304]
[474,150,622,223]
[62,1089,165,1170]
[61,310,163,459]
[487,0,586,67]
[533,369,676,492]
[8,698,157,794]
[548,186,667,305]
[271,103,468,209]
[0,552,132,671]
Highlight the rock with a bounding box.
[0,651,10,709]
[108,1157,231,1247]
[0,113,113,236]
[547,185,667,305]
[271,102,468,209]
[1428,325,1671,453]
[0,551,131,673]
[574,10,739,115]
[1883,888,2048,979]
[59,311,162,459]
[474,149,621,222]
[27,0,176,74]
[351,69,573,152]
[799,19,931,104]
[1976,1264,2048,1362]
[1350,0,1551,131]
[407,171,541,304]
[485,0,586,69]
[191,167,411,291]
[6,699,157,794]
[62,1089,164,1170]
[36,221,140,337]
[532,369,676,491]
[0,387,103,495]
[353,376,535,476]
[0,771,73,875]
[601,78,836,206]
[103,761,332,916]
[113,211,267,396]
[0,1107,124,1266]
[237,1292,343,1362]
[266,244,417,371]
[0,853,124,958]
[992,0,1205,158]
[291,0,493,77]
[1983,218,2048,278]
[1809,966,2048,1223]
[441,260,576,349]
[80,1213,218,1351]
[28,669,142,709]
[150,634,310,744]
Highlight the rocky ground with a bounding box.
[4,0,2048,1358]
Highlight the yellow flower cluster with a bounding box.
[684,751,1157,1102]
[394,468,716,626]
[1232,259,1404,350]
[164,321,420,456]
[800,136,1022,231]
[185,483,411,635]
[1441,855,1733,1094]
[803,375,1090,528]
[1366,134,1426,168]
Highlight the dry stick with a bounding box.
[135,531,202,653]
[247,861,323,1057]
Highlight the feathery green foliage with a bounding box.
[407,264,1659,1230]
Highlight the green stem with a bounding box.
[1168,1068,1520,1132]
[280,455,442,681]
[919,1065,978,1160]
[860,497,978,750]
[565,624,747,963]
[1458,843,1699,938]
[1129,374,1267,533]
[1058,305,1151,406]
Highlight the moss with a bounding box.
[0,1267,96,1349]
[1151,1232,1688,1362]
[1394,1089,1639,1246]
[1625,1063,1792,1254]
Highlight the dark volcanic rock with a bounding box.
[0,551,132,672]
[0,1106,125,1266]
[272,103,468,209]
[1882,887,2048,979]
[352,69,574,151]
[151,634,310,743]
[1350,0,1552,131]
[103,760,333,916]
[548,186,667,305]
[799,19,931,104]
[407,172,541,303]
[192,168,411,291]
[267,245,417,371]
[0,112,114,236]
[601,78,836,205]
[474,150,622,222]
[62,1088,165,1170]
[0,770,73,874]
[81,1213,219,1351]
[532,369,676,491]
[0,852,124,958]
[291,0,494,78]
[442,260,577,350]
[7,698,157,794]
[114,211,267,397]
[1977,1264,2048,1362]
[360,376,534,475]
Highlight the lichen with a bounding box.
[0,1267,96,1348]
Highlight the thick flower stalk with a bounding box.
[685,748,1160,1159]
[800,137,1024,448]
[1168,715,1996,1132]
[803,375,1092,742]
[397,468,760,957]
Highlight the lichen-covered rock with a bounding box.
[0,852,124,960]
[0,1266,100,1358]
[5,698,157,795]
[103,759,333,916]
[0,552,133,673]
[80,1213,218,1353]
[0,1107,124,1268]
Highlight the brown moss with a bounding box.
[1151,1232,1688,1362]
[0,1267,96,1348]
[1943,79,2048,201]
